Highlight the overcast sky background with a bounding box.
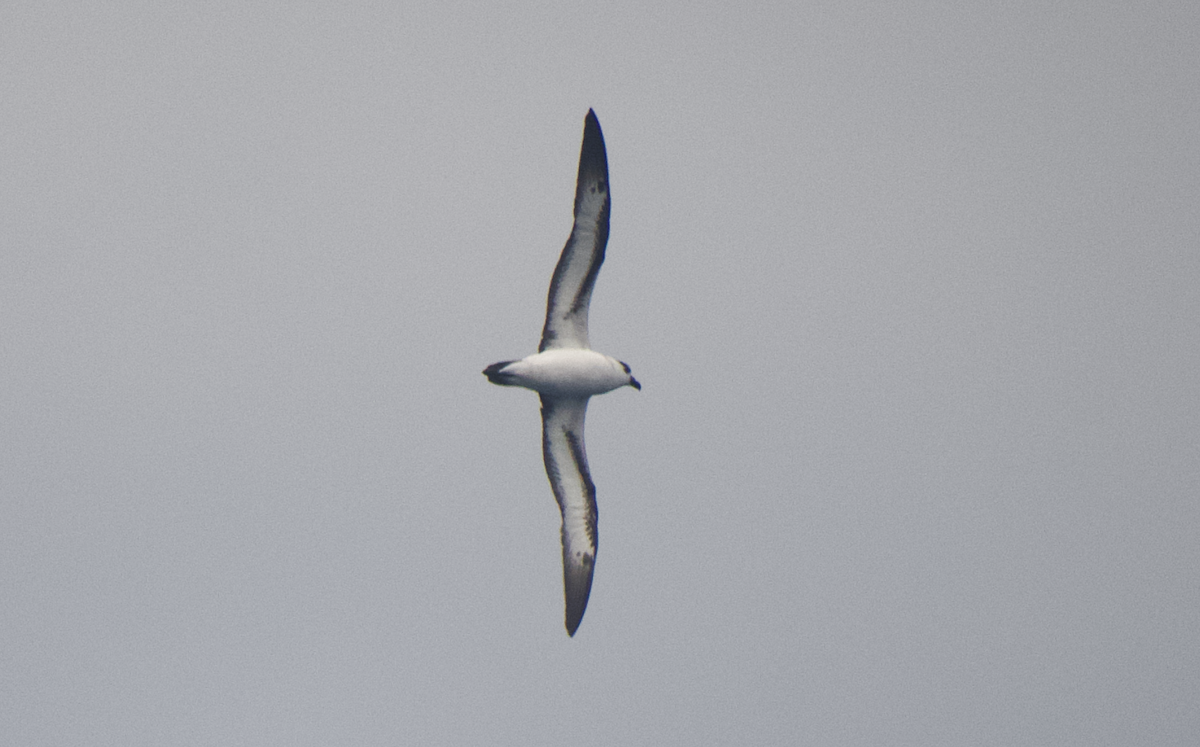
[3,3,1199,745]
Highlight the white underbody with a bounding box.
[500,348,631,399]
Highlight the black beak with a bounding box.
[629,377,641,390]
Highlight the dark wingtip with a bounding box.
[629,377,641,390]
[563,554,595,637]
[578,110,607,181]
[564,595,588,637]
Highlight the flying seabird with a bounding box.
[483,109,640,636]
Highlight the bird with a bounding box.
[483,109,640,636]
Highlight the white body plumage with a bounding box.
[486,349,638,399]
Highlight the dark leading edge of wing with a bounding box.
[539,394,598,636]
[539,110,611,352]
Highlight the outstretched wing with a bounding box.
[539,394,598,636]
[539,109,610,352]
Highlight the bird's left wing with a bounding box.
[539,109,610,352]
[539,394,598,636]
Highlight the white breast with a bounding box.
[503,349,630,398]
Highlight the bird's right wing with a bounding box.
[539,110,610,352]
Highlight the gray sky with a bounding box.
[3,3,1199,745]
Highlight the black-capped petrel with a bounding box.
[483,110,640,637]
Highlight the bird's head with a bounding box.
[619,360,641,391]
